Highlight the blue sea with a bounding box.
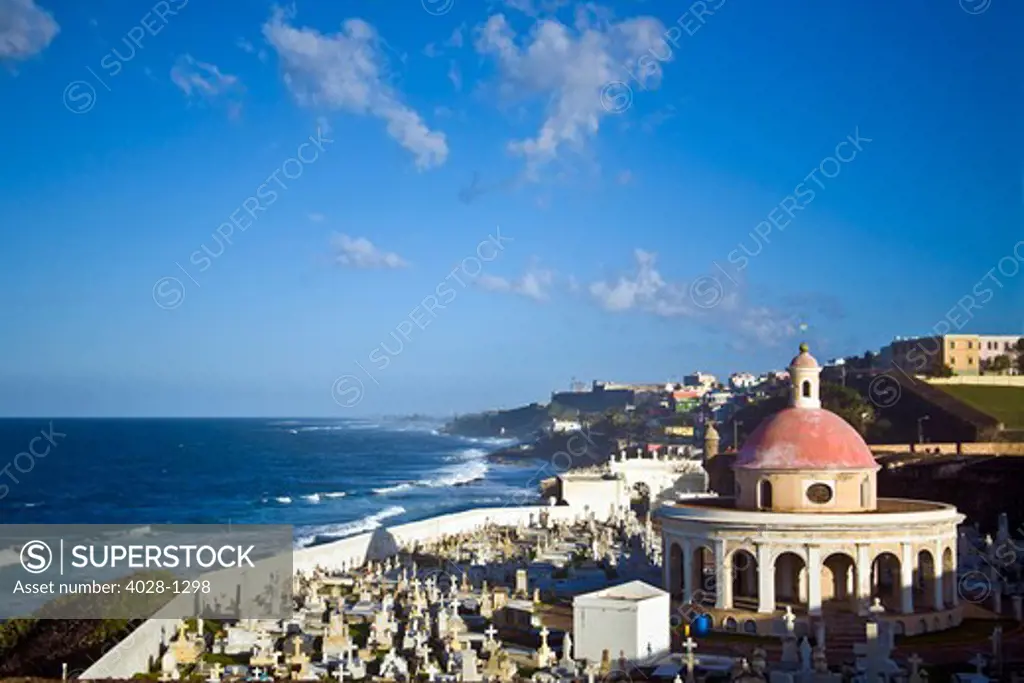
[0,418,542,547]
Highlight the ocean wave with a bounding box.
[294,505,406,547]
[374,453,488,495]
[373,483,415,495]
[275,496,292,504]
[302,493,321,504]
[458,435,518,447]
[443,447,488,462]
[321,491,347,499]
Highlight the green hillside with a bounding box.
[936,385,1024,430]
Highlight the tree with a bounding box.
[988,354,1012,375]
[1015,338,1024,374]
[726,382,877,440]
[930,364,955,378]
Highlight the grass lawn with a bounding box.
[938,385,1024,429]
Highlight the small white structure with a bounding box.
[572,580,669,664]
[550,418,583,434]
[729,372,759,390]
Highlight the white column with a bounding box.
[900,543,915,614]
[662,536,671,593]
[807,546,822,616]
[855,543,871,615]
[933,540,945,610]
[757,543,774,613]
[949,539,959,607]
[715,539,732,609]
[681,538,693,603]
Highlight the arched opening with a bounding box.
[942,547,955,607]
[822,552,857,611]
[691,545,716,606]
[774,551,808,609]
[758,479,773,509]
[802,380,811,398]
[668,543,684,600]
[871,552,902,612]
[915,549,937,610]
[730,549,759,609]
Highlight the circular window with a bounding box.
[806,483,833,504]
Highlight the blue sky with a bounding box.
[0,0,1021,417]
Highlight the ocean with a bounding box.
[0,418,543,547]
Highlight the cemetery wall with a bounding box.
[82,504,589,679]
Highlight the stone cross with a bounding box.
[969,653,987,675]
[683,636,698,683]
[485,624,498,644]
[868,597,886,621]
[907,653,924,683]
[782,605,796,634]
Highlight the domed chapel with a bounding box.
[657,344,964,636]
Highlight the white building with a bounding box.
[572,580,670,664]
[684,372,717,390]
[979,334,1022,372]
[556,448,707,515]
[728,372,758,390]
[659,344,965,637]
[550,418,582,433]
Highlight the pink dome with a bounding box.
[734,408,878,471]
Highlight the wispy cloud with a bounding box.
[308,212,325,223]
[264,7,448,170]
[588,249,801,347]
[170,54,244,117]
[474,9,668,178]
[331,233,409,269]
[0,0,59,62]
[476,264,554,301]
[235,36,268,62]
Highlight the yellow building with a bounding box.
[941,334,980,375]
[664,425,694,437]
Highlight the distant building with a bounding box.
[884,334,981,375]
[683,372,717,390]
[549,418,582,434]
[593,380,665,394]
[979,335,1022,373]
[729,372,758,390]
[551,387,635,413]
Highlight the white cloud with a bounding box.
[588,249,799,347]
[474,10,669,177]
[477,265,554,301]
[447,59,462,91]
[0,0,59,62]
[263,8,448,170]
[331,233,409,269]
[170,55,244,117]
[308,212,325,222]
[616,169,632,185]
[236,36,268,62]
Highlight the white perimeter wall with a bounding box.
[82,504,594,679]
